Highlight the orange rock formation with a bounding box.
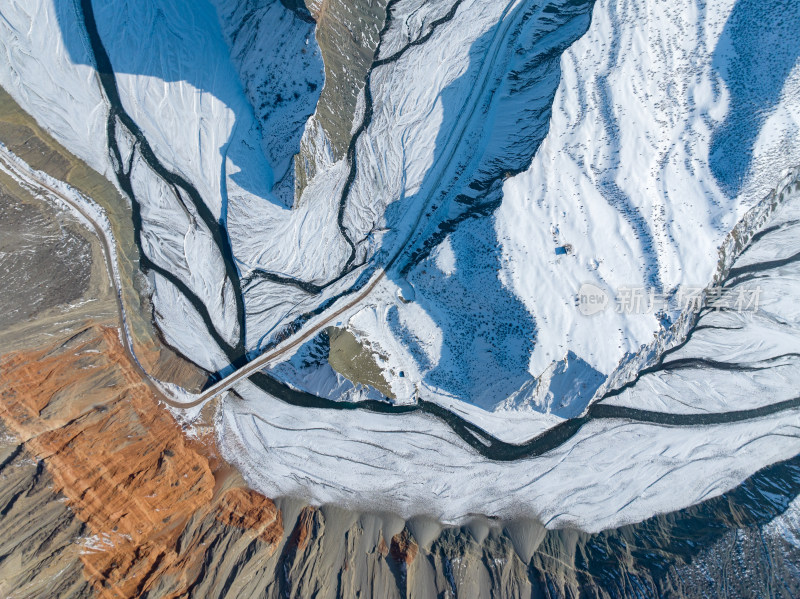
[0,325,283,597]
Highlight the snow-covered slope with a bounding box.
[351,0,800,411]
[604,174,800,416]
[221,166,800,530]
[492,0,800,390]
[0,1,109,174]
[211,0,323,205]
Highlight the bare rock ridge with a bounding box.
[215,487,283,547]
[294,0,389,202]
[0,431,94,599]
[0,323,280,596]
[212,0,389,204]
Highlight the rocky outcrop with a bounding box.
[389,529,417,566]
[0,430,93,599]
[292,0,388,201]
[0,324,284,597]
[215,487,283,549]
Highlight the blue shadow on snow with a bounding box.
[709,0,800,197]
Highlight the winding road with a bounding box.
[6,123,800,463]
[11,0,798,462]
[0,145,389,408]
[0,147,165,398]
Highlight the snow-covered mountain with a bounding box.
[1,0,799,528]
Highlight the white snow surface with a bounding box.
[221,379,800,531]
[340,0,800,415]
[217,0,800,529]
[491,0,800,387]
[0,0,110,174]
[605,177,800,415]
